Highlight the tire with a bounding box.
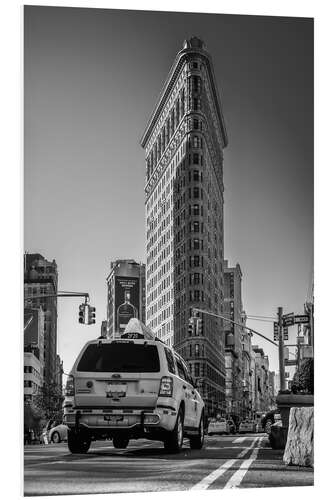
[67,429,91,454]
[113,435,129,449]
[264,420,273,434]
[51,431,61,444]
[189,413,204,450]
[164,407,184,453]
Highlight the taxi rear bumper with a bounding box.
[64,405,178,436]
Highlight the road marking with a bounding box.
[233,437,246,443]
[191,437,259,490]
[224,437,263,489]
[191,459,238,490]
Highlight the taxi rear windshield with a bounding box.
[77,343,160,372]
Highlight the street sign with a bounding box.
[283,312,294,317]
[294,315,309,324]
[283,316,294,327]
[273,322,278,341]
[285,359,297,366]
[283,327,288,340]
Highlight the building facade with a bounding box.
[106,259,146,337]
[252,345,271,414]
[141,37,228,414]
[24,351,43,404]
[24,253,58,386]
[223,261,245,421]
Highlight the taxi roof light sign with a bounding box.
[121,318,156,340]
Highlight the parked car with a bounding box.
[207,418,236,435]
[63,319,205,454]
[261,409,281,434]
[208,418,227,435]
[238,420,257,433]
[41,420,68,444]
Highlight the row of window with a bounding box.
[146,88,186,177]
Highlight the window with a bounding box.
[193,204,200,216]
[193,170,199,181]
[77,343,160,373]
[193,153,199,164]
[193,119,199,130]
[176,357,186,381]
[193,136,199,148]
[193,187,200,198]
[195,344,200,357]
[164,348,176,374]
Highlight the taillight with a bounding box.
[65,375,75,396]
[159,376,173,397]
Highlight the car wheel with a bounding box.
[265,420,273,434]
[67,429,91,454]
[51,431,61,444]
[113,435,129,449]
[164,407,184,453]
[189,413,204,450]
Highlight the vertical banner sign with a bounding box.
[115,276,140,333]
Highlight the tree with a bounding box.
[33,380,64,421]
[291,358,314,394]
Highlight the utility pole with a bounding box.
[278,307,286,392]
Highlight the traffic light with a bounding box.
[78,304,86,324]
[188,317,195,336]
[273,322,278,341]
[87,305,96,325]
[197,318,203,336]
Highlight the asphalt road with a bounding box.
[24,433,313,496]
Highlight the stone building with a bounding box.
[223,261,244,422]
[24,253,58,387]
[106,259,146,337]
[252,345,271,414]
[141,37,228,414]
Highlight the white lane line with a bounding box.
[224,437,263,489]
[191,437,259,490]
[233,437,246,443]
[191,459,238,490]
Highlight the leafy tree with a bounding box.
[33,381,64,421]
[291,358,314,394]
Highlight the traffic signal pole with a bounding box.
[278,307,286,391]
[192,307,278,347]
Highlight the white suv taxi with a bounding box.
[63,319,205,454]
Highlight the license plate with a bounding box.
[103,415,129,425]
[104,415,122,422]
[106,383,127,397]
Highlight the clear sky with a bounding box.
[24,6,313,375]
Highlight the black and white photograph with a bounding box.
[16,0,319,496]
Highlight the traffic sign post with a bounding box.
[278,307,286,392]
[283,315,294,327]
[294,315,309,324]
[283,326,288,341]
